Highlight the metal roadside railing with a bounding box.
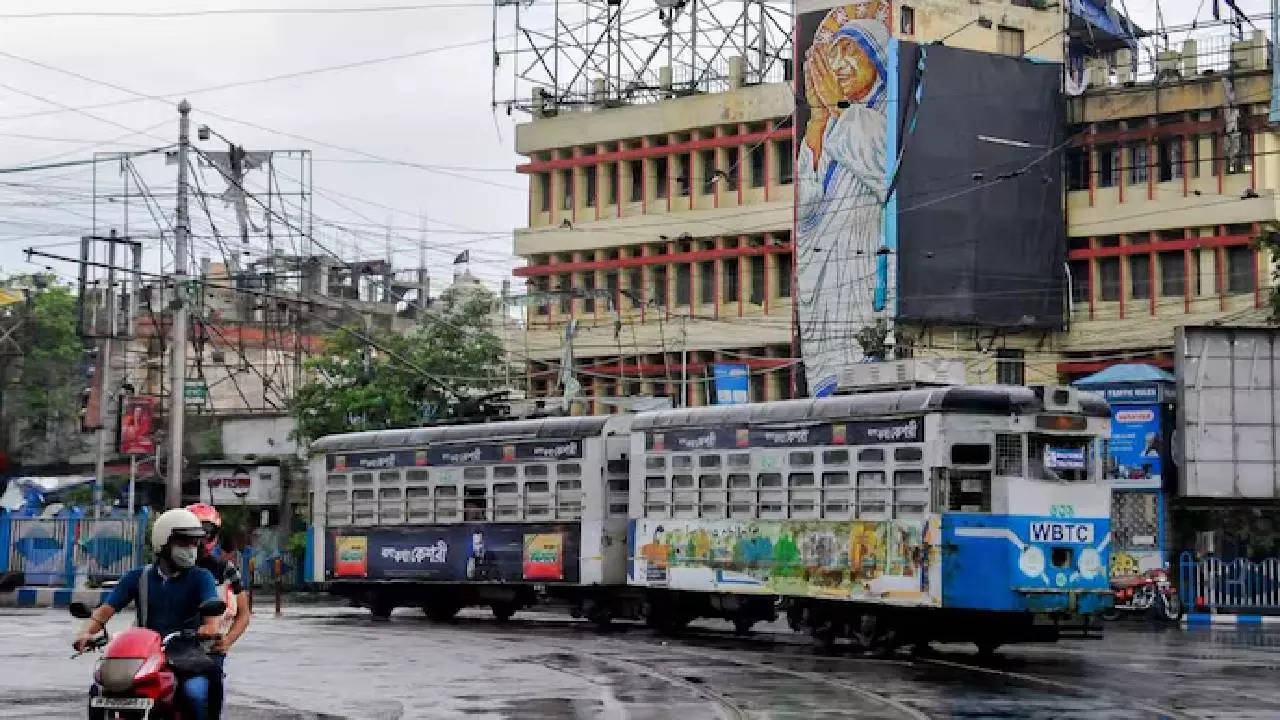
[1179,551,1280,614]
[0,511,150,587]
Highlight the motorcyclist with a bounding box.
[186,503,251,717]
[73,508,223,720]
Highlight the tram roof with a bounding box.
[631,385,1110,430]
[310,415,615,452]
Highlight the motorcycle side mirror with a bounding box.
[69,602,94,619]
[198,599,227,617]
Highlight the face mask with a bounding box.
[170,546,198,569]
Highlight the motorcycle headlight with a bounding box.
[1078,548,1102,579]
[1019,546,1045,578]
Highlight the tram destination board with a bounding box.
[645,418,923,451]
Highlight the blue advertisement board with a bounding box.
[1105,403,1162,489]
[711,363,750,405]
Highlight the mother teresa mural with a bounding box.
[796,1,891,396]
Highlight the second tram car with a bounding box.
[308,384,1112,650]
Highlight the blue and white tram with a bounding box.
[625,384,1113,650]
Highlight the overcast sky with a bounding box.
[0,0,1269,295]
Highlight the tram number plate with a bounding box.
[1030,521,1093,544]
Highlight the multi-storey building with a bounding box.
[511,0,1068,411]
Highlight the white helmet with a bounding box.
[151,508,206,552]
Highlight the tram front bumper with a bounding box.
[1015,587,1113,615]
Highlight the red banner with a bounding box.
[119,396,157,455]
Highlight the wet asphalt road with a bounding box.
[2,604,1279,719]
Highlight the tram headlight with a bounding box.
[1018,546,1045,578]
[1078,547,1101,580]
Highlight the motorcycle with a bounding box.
[1104,567,1183,622]
[70,600,225,720]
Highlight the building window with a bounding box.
[1157,137,1183,182]
[605,164,617,205]
[749,256,765,305]
[652,265,669,307]
[1191,135,1201,177]
[722,257,740,303]
[778,139,794,185]
[1069,259,1089,303]
[726,147,740,191]
[701,150,717,193]
[1098,258,1121,301]
[532,277,550,316]
[1128,144,1149,185]
[676,154,691,196]
[998,26,1024,56]
[899,5,915,35]
[538,173,551,212]
[1066,148,1088,190]
[558,273,572,313]
[1227,132,1252,175]
[995,349,1024,386]
[777,253,792,298]
[561,169,574,210]
[1097,144,1118,188]
[628,268,643,308]
[1159,252,1185,297]
[584,166,597,207]
[629,160,643,202]
[1130,254,1150,300]
[582,272,597,313]
[675,264,691,306]
[1227,246,1254,294]
[605,271,620,310]
[750,144,766,188]
[699,262,715,305]
[655,156,669,198]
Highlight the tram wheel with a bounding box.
[491,602,517,622]
[733,617,755,636]
[975,640,1001,658]
[423,602,460,622]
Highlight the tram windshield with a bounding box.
[1027,434,1095,483]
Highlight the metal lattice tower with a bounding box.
[492,0,793,114]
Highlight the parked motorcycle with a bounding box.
[69,601,225,720]
[1104,567,1183,623]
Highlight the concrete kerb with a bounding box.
[1182,613,1280,627]
[0,588,112,609]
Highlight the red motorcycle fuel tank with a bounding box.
[97,628,176,702]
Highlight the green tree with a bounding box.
[1254,222,1280,321]
[289,280,504,442]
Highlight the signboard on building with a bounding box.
[183,379,208,406]
[118,396,157,455]
[711,363,749,405]
[1176,326,1280,499]
[198,464,281,506]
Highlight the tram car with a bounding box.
[308,384,1112,651]
[627,384,1114,651]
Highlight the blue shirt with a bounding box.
[105,565,220,637]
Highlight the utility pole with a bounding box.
[92,232,118,520]
[167,99,192,510]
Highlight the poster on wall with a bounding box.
[327,524,580,583]
[118,396,157,455]
[794,0,892,395]
[711,363,750,405]
[629,517,939,606]
[1106,404,1162,489]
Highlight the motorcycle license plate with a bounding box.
[90,697,154,710]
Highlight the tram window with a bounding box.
[527,505,552,518]
[792,502,817,515]
[789,472,816,487]
[728,453,751,468]
[699,474,723,489]
[789,451,815,467]
[951,444,992,465]
[607,478,629,493]
[894,501,927,518]
[379,487,402,500]
[673,455,694,469]
[378,472,401,485]
[435,485,458,497]
[463,485,488,520]
[493,483,518,495]
[609,502,629,515]
[700,502,726,518]
[858,500,888,517]
[557,478,583,491]
[352,489,375,501]
[351,473,373,486]
[463,467,487,480]
[405,470,430,484]
[822,472,850,487]
[1028,435,1092,482]
[996,434,1023,475]
[894,447,923,463]
[646,456,667,470]
[894,470,925,486]
[857,448,885,464]
[525,465,549,478]
[727,474,752,488]
[327,474,348,487]
[857,471,887,487]
[699,454,722,468]
[673,475,695,489]
[646,476,668,489]
[494,466,518,479]
[558,463,582,477]
[325,490,348,504]
[822,449,849,465]
[758,473,783,488]
[406,487,431,498]
[526,481,550,493]
[948,470,991,512]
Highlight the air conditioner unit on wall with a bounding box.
[837,358,967,392]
